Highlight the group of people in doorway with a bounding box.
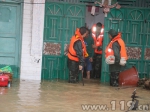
[67,22,127,87]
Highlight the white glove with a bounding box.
[120,58,126,66]
[105,55,115,64]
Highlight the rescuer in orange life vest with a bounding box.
[92,22,104,79]
[105,29,128,87]
[67,27,89,83]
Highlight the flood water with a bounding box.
[0,79,150,112]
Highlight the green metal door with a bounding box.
[42,2,85,80]
[0,2,22,78]
[101,8,125,83]
[124,9,145,79]
[101,8,150,83]
[143,9,150,79]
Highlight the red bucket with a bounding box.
[119,66,139,86]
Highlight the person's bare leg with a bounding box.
[86,71,90,79]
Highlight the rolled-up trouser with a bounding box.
[93,53,102,78]
[67,58,79,83]
[110,72,120,86]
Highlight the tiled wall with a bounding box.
[43,43,61,55]
[20,0,45,80]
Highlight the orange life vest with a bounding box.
[105,32,128,60]
[92,24,104,54]
[68,28,88,62]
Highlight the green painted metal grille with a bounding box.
[101,8,150,83]
[118,0,150,8]
[42,2,85,80]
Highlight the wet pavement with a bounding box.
[0,79,150,112]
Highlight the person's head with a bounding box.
[108,29,118,40]
[79,27,89,38]
[96,22,102,34]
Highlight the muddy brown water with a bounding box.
[0,79,149,112]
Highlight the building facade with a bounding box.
[1,0,150,82]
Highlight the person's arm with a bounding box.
[112,42,121,64]
[73,40,84,67]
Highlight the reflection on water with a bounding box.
[18,80,41,106]
[0,79,149,112]
[0,87,8,95]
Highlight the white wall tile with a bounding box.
[20,0,45,81]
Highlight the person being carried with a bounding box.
[67,27,89,83]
